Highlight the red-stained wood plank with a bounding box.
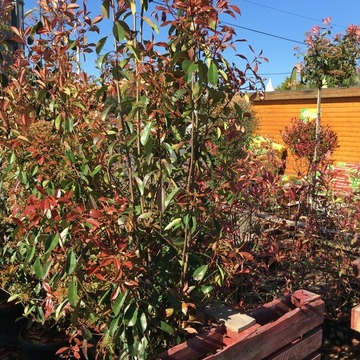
[351,304,360,333]
[290,289,321,308]
[265,328,322,360]
[303,352,321,360]
[159,326,226,360]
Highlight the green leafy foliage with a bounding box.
[298,19,360,88]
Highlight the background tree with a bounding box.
[275,75,307,91]
[296,18,360,205]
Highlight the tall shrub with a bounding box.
[0,0,265,358]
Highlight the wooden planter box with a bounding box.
[160,290,324,360]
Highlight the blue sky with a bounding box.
[24,0,360,88]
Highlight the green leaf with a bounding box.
[123,302,138,326]
[138,312,147,333]
[113,22,125,42]
[164,218,182,231]
[9,152,16,164]
[55,114,62,130]
[96,36,108,55]
[182,60,198,76]
[7,294,21,303]
[65,249,77,275]
[182,59,192,72]
[157,320,174,335]
[198,61,208,83]
[140,122,152,146]
[101,103,114,121]
[73,102,86,111]
[33,257,45,279]
[65,149,76,164]
[126,44,141,61]
[24,245,35,268]
[43,261,52,279]
[193,81,201,97]
[201,284,213,295]
[18,171,27,185]
[36,89,48,101]
[193,264,208,281]
[68,39,77,50]
[110,317,120,336]
[135,176,144,196]
[90,165,102,177]
[219,69,228,81]
[68,278,78,307]
[208,62,218,86]
[65,118,74,133]
[138,211,155,220]
[143,17,159,34]
[60,227,70,246]
[101,1,110,19]
[164,187,179,211]
[97,52,109,70]
[107,154,121,168]
[187,62,198,75]
[112,291,127,316]
[55,299,69,321]
[234,102,243,119]
[45,233,59,254]
[112,64,127,81]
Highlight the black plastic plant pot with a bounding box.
[0,291,26,346]
[18,326,68,360]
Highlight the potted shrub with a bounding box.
[0,288,25,347]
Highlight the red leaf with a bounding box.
[110,287,120,301]
[10,26,21,38]
[56,347,69,355]
[42,281,52,293]
[86,218,100,228]
[90,209,103,218]
[92,15,103,25]
[100,258,113,267]
[94,273,106,281]
[239,252,254,261]
[122,261,133,269]
[67,3,80,9]
[231,5,241,14]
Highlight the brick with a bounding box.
[205,304,256,333]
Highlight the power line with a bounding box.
[239,0,346,29]
[258,72,291,76]
[221,21,303,45]
[152,0,304,45]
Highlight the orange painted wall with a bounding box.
[252,87,360,177]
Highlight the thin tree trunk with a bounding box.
[310,87,321,211]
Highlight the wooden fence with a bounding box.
[252,87,360,190]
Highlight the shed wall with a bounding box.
[252,87,360,180]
